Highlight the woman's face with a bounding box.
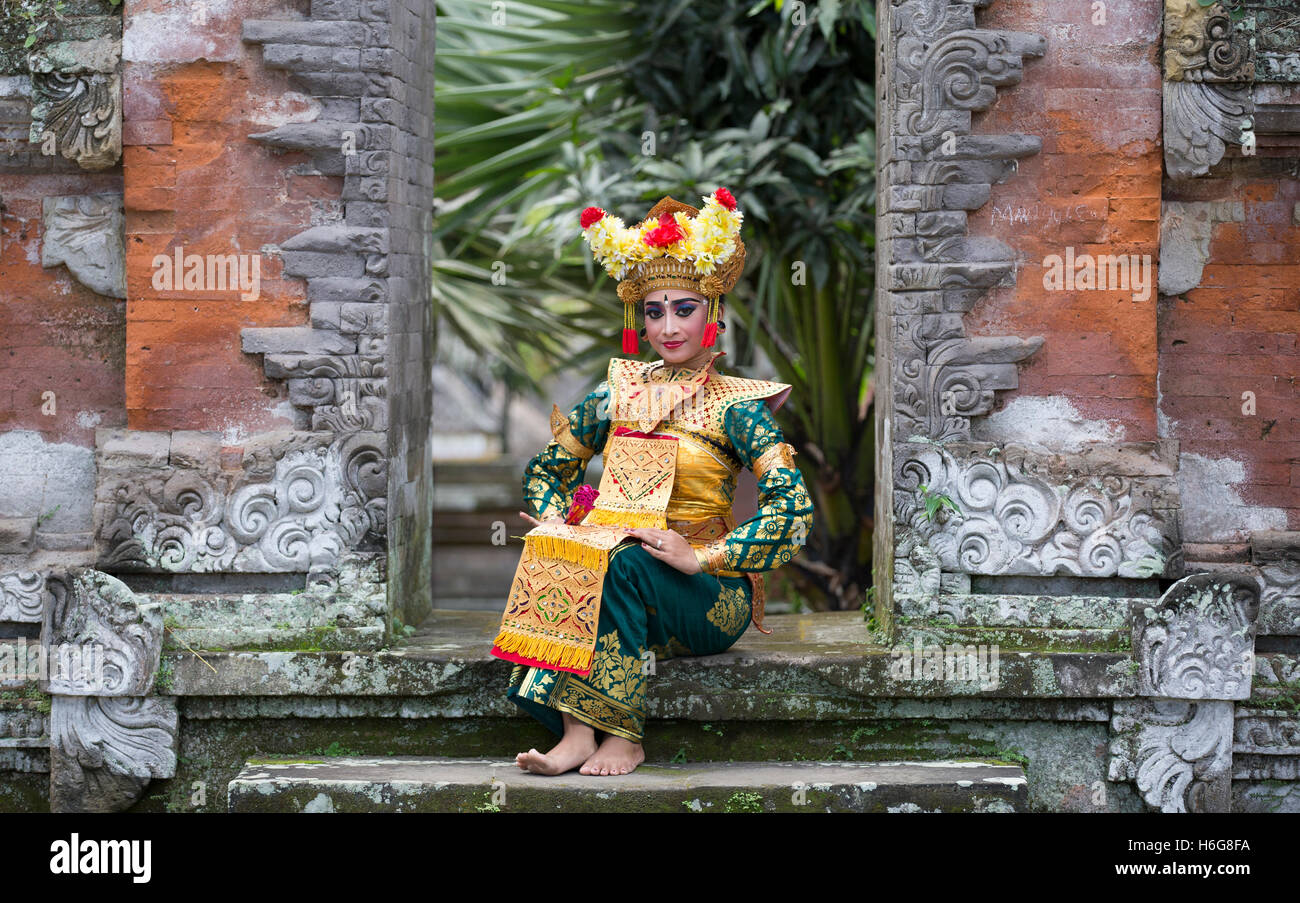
[642,289,722,367]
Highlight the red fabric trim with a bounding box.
[491,645,593,678]
[612,425,679,440]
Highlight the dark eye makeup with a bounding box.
[644,298,700,320]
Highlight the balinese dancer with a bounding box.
[491,188,814,776]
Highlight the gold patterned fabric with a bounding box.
[753,441,797,481]
[492,524,628,674]
[506,352,814,740]
[507,542,753,742]
[496,427,687,674]
[550,404,595,460]
[582,431,679,528]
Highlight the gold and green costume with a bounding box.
[503,351,814,742]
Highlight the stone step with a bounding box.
[226,756,1028,813]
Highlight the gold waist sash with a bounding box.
[492,430,679,675]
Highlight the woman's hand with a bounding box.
[519,511,565,528]
[624,527,701,575]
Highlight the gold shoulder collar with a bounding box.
[605,355,791,434]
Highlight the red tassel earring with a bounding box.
[622,299,638,354]
[701,296,719,348]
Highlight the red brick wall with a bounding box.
[963,0,1165,443]
[958,0,1297,536]
[0,171,125,444]
[1160,158,1300,533]
[123,0,327,436]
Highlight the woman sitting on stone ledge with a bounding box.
[489,189,814,777]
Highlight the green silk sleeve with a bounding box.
[522,381,612,521]
[696,399,814,574]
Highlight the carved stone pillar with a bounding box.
[874,0,1050,635]
[1108,572,1261,812]
[39,568,176,812]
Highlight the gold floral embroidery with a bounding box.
[554,680,643,740]
[706,583,750,635]
[585,629,646,712]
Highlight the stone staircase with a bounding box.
[227,757,1027,813]
[218,610,1040,813]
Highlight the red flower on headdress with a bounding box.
[580,206,606,229]
[642,213,686,247]
[715,187,737,210]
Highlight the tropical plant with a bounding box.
[621,0,878,609]
[433,0,878,609]
[433,0,647,388]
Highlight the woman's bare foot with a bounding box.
[579,734,645,775]
[516,714,598,775]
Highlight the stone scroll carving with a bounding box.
[1163,0,1300,177]
[96,430,387,574]
[39,568,176,813]
[1163,80,1252,179]
[1253,531,1300,636]
[26,30,122,171]
[895,441,1179,578]
[49,696,178,813]
[1132,573,1260,700]
[40,569,163,697]
[1108,572,1262,812]
[1108,698,1234,813]
[0,571,50,622]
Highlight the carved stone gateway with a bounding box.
[40,569,176,813]
[1109,573,1261,812]
[875,0,1051,635]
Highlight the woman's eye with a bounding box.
[646,308,662,319]
[675,306,695,317]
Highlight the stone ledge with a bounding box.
[169,611,1139,709]
[226,756,1028,813]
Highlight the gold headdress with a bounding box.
[579,188,746,353]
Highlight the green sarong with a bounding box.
[506,541,753,742]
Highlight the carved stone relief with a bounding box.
[38,568,176,813]
[1108,698,1234,813]
[1131,572,1260,700]
[1253,531,1300,636]
[96,431,387,574]
[895,441,1180,579]
[1163,0,1300,177]
[1109,572,1262,812]
[0,570,50,622]
[27,31,122,171]
[41,193,126,297]
[40,568,163,697]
